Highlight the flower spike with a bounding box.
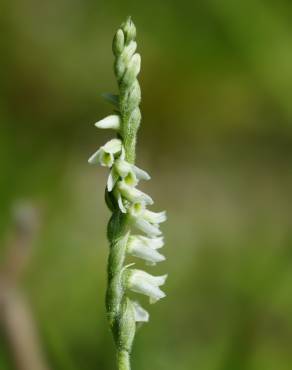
[89,17,167,370]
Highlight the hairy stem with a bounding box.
[117,350,130,370]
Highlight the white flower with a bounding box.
[126,269,167,304]
[128,203,165,237]
[117,181,153,205]
[95,115,121,130]
[132,301,149,322]
[127,235,165,265]
[107,159,150,192]
[88,139,122,167]
[116,159,150,182]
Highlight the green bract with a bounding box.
[88,17,167,370]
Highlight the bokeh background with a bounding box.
[1,1,292,369]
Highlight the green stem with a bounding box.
[118,350,131,370]
[106,211,129,330]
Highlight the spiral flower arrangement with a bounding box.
[88,17,167,370]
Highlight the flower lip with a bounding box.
[124,172,138,187]
[132,301,149,322]
[129,202,145,217]
[88,148,114,167]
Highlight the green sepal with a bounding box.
[113,29,124,56]
[105,188,117,212]
[118,298,136,352]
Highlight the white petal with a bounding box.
[88,148,101,164]
[132,301,149,322]
[95,115,121,130]
[148,274,168,286]
[143,210,167,224]
[118,182,153,205]
[127,240,165,264]
[136,281,165,303]
[148,237,165,249]
[132,165,151,180]
[116,191,127,213]
[132,270,167,287]
[134,218,161,237]
[103,138,122,154]
[115,159,132,177]
[107,168,119,191]
[149,292,166,304]
[129,235,164,250]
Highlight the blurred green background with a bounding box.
[1,0,292,369]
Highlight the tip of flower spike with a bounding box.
[121,16,136,43]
